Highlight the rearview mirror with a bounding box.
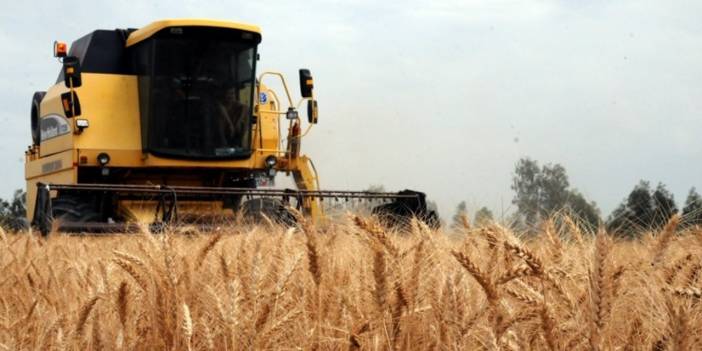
[299,69,313,98]
[63,56,82,88]
[307,100,318,124]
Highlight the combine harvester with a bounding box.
[25,19,438,235]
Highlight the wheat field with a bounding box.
[0,215,700,350]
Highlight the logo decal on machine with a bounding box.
[40,114,70,141]
[259,92,268,104]
[41,159,63,174]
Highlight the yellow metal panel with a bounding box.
[255,83,283,153]
[290,155,322,220]
[259,92,282,152]
[38,73,141,158]
[25,149,75,179]
[40,133,73,157]
[73,74,141,151]
[76,149,264,169]
[39,84,74,157]
[75,149,143,167]
[25,168,75,221]
[141,153,257,168]
[126,19,262,47]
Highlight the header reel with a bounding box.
[31,183,439,235]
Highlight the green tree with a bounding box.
[607,181,678,237]
[628,181,655,226]
[538,163,570,216]
[607,202,628,232]
[474,206,494,226]
[607,181,653,236]
[565,190,600,230]
[651,183,677,229]
[511,158,541,227]
[682,187,702,227]
[511,158,600,231]
[0,190,27,231]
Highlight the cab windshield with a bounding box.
[136,27,259,159]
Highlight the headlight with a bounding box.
[97,152,110,166]
[75,119,89,128]
[265,155,277,168]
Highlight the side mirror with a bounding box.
[299,69,313,98]
[307,100,318,124]
[63,56,82,88]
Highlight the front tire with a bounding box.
[241,198,296,226]
[51,196,102,232]
[31,91,46,145]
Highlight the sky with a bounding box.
[0,0,700,220]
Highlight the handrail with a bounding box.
[255,72,294,152]
[257,71,294,106]
[254,71,316,157]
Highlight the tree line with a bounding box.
[452,157,702,237]
[0,190,27,231]
[607,181,702,237]
[3,159,702,236]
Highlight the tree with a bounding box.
[629,181,655,228]
[511,158,542,228]
[474,207,494,226]
[511,158,600,231]
[651,183,677,229]
[607,181,678,237]
[682,187,702,227]
[607,181,653,236]
[452,201,468,229]
[607,202,629,234]
[0,190,27,231]
[565,190,600,229]
[539,163,570,216]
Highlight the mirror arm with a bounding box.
[295,97,311,110]
[68,77,77,118]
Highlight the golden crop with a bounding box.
[0,215,700,350]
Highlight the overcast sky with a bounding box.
[1,0,700,219]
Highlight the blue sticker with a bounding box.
[259,92,268,104]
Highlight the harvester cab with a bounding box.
[25,19,438,234]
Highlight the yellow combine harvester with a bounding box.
[25,19,438,234]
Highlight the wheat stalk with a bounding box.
[196,234,222,268]
[652,214,681,267]
[0,215,700,349]
[451,250,498,306]
[182,303,193,351]
[75,296,99,340]
[116,281,129,328]
[589,231,609,351]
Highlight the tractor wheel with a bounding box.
[371,190,441,230]
[372,204,441,230]
[241,198,296,226]
[31,91,46,145]
[51,196,102,232]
